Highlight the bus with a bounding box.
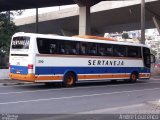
[9,32,155,87]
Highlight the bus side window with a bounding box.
[98,44,105,56]
[60,41,79,55]
[127,46,141,58]
[69,41,79,55]
[48,39,59,54]
[99,48,105,56]
[86,43,97,55]
[71,49,76,54]
[90,44,97,55]
[37,38,49,54]
[80,42,86,55]
[60,41,68,54]
[37,38,59,54]
[60,48,65,54]
[113,45,126,57]
[105,44,113,56]
[98,44,113,56]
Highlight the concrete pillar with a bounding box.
[153,16,160,60]
[61,29,77,36]
[141,0,145,44]
[153,16,160,35]
[35,8,39,33]
[79,6,91,35]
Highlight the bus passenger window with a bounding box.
[98,44,112,56]
[105,45,112,56]
[90,45,96,55]
[49,44,57,54]
[70,49,77,54]
[127,46,141,58]
[60,41,68,54]
[60,48,65,54]
[86,43,97,55]
[113,45,126,57]
[68,42,79,55]
[99,48,105,56]
[90,49,96,55]
[37,38,58,54]
[80,43,86,55]
[60,41,79,55]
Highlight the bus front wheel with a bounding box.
[130,72,138,83]
[63,72,76,87]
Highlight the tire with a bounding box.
[63,72,76,87]
[130,72,138,83]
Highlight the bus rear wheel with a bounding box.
[63,72,76,87]
[130,73,137,83]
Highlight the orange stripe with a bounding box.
[9,73,35,82]
[78,74,130,80]
[35,75,62,81]
[9,73,63,82]
[73,35,116,41]
[9,73,150,83]
[139,73,150,78]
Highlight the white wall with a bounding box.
[0,69,10,79]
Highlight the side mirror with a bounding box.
[150,54,155,63]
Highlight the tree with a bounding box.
[0,12,19,56]
[0,11,23,67]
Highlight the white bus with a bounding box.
[9,32,155,87]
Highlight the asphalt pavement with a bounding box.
[0,79,32,86]
[0,75,160,86]
[0,77,160,120]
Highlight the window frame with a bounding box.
[36,37,144,59]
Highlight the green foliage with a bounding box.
[122,33,129,39]
[0,12,18,56]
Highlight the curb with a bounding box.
[147,100,160,107]
[0,82,33,86]
[150,78,160,80]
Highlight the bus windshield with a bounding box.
[11,36,30,49]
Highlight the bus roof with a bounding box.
[13,32,149,48]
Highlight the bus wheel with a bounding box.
[63,72,76,87]
[130,73,137,83]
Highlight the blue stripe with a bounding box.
[35,67,150,75]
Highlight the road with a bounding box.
[0,78,160,119]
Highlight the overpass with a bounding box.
[0,0,105,36]
[0,0,103,11]
[14,0,160,37]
